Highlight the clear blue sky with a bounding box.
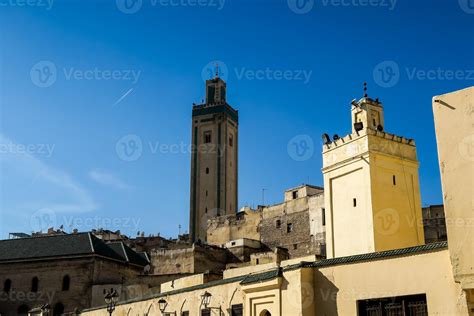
[0,0,472,239]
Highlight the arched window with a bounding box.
[17,304,29,315]
[31,277,39,292]
[62,275,70,291]
[259,310,271,316]
[53,302,64,316]
[3,279,11,293]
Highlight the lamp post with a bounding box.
[200,292,221,315]
[103,288,119,316]
[158,298,177,315]
[201,292,212,309]
[41,304,51,316]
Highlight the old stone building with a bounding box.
[207,185,326,260]
[0,233,149,316]
[422,204,447,243]
[260,185,326,258]
[189,72,239,242]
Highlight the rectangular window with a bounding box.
[393,175,396,185]
[293,244,298,250]
[353,198,357,207]
[229,134,233,147]
[182,312,189,316]
[231,304,243,316]
[276,219,281,228]
[292,191,298,199]
[201,308,211,316]
[287,223,293,233]
[204,131,212,143]
[357,294,427,316]
[322,208,326,226]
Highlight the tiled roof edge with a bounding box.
[285,241,448,271]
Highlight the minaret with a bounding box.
[322,83,424,258]
[189,68,238,242]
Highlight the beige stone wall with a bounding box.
[80,248,470,316]
[207,208,261,246]
[149,244,228,275]
[432,86,474,292]
[314,249,469,315]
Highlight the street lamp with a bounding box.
[200,292,222,315]
[158,299,167,313]
[201,291,212,308]
[158,298,177,315]
[103,288,119,316]
[41,304,51,316]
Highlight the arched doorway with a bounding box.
[259,310,271,316]
[53,302,64,316]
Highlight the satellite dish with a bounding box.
[377,124,384,132]
[354,122,364,132]
[321,133,331,144]
[333,134,340,141]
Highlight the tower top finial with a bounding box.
[363,82,368,98]
[215,62,219,79]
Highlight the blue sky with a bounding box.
[0,0,473,239]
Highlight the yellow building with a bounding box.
[80,86,473,316]
[322,94,424,258]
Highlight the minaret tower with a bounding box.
[322,83,424,258]
[189,67,238,242]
